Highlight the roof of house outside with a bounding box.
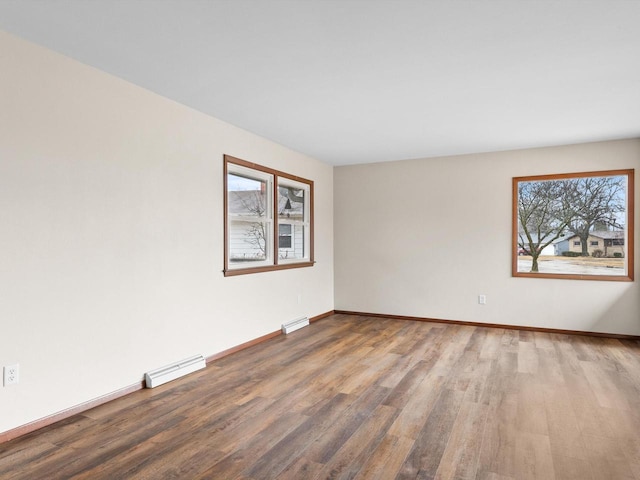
[559,230,625,241]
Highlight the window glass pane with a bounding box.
[229,220,270,264]
[279,224,306,260]
[227,172,271,265]
[278,185,305,221]
[228,173,268,217]
[277,178,310,262]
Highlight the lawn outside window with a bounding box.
[224,155,314,276]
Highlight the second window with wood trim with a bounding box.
[224,155,314,276]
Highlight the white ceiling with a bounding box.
[1,0,639,165]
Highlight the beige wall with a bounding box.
[335,139,640,335]
[0,31,334,434]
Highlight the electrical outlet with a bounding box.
[478,294,487,305]
[4,364,19,386]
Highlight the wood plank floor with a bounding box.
[2,314,640,479]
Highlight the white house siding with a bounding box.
[229,220,268,263]
[289,224,306,259]
[228,221,306,263]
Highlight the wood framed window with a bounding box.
[224,155,314,276]
[513,169,634,281]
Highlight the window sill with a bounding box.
[223,261,315,277]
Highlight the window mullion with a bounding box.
[273,175,279,265]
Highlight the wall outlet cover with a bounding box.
[4,364,19,386]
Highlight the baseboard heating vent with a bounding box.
[144,354,206,388]
[282,317,309,334]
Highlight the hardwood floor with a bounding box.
[2,314,640,479]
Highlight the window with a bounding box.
[513,169,634,281]
[224,155,313,276]
[278,224,292,249]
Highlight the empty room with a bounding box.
[1,1,640,479]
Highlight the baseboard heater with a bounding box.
[282,316,309,334]
[144,354,206,388]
